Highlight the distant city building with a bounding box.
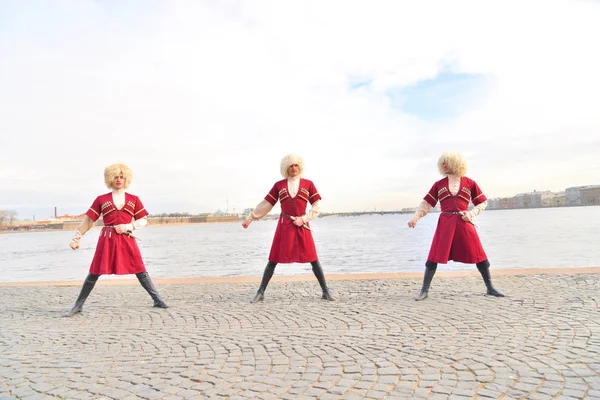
[580,185,600,205]
[540,190,561,207]
[566,186,586,206]
[487,188,586,210]
[499,196,515,209]
[549,192,566,207]
[512,190,554,208]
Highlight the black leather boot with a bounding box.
[311,260,334,301]
[476,260,505,297]
[65,273,99,317]
[136,272,169,308]
[251,261,277,303]
[415,261,437,301]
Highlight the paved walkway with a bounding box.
[1,268,599,399]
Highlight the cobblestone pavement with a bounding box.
[1,271,599,400]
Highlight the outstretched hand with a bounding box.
[242,219,252,229]
[69,241,79,250]
[407,219,417,228]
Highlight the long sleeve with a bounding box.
[301,200,321,223]
[132,217,148,230]
[119,217,147,232]
[247,199,274,221]
[71,215,95,242]
[411,200,432,222]
[469,200,487,218]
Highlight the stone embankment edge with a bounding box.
[1,266,599,287]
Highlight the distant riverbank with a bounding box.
[0,215,243,234]
[2,203,598,235]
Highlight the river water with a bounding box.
[1,207,599,283]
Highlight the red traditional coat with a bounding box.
[265,179,322,263]
[424,177,488,264]
[85,192,149,275]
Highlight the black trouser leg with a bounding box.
[136,272,169,308]
[311,260,334,301]
[476,260,505,297]
[65,273,99,317]
[250,261,277,303]
[415,261,437,301]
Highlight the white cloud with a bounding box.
[1,0,599,219]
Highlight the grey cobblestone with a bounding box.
[1,271,599,399]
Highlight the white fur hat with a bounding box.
[280,153,305,178]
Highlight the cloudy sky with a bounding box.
[1,0,599,220]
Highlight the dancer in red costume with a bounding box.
[242,154,334,302]
[65,163,168,316]
[408,151,504,300]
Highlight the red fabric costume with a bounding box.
[424,176,488,264]
[265,178,322,263]
[85,192,149,275]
